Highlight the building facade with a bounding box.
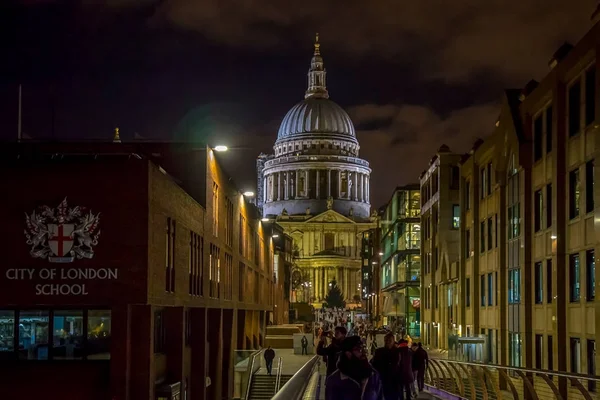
[257,35,376,308]
[361,225,382,319]
[420,146,462,350]
[419,13,600,399]
[0,142,276,400]
[378,186,421,337]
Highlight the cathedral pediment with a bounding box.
[305,210,356,224]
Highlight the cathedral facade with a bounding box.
[257,35,376,307]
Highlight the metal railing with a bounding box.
[274,357,284,394]
[272,355,320,400]
[425,358,600,400]
[244,349,263,400]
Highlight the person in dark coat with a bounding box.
[301,335,309,355]
[264,346,275,375]
[325,336,384,400]
[413,342,429,391]
[397,339,414,400]
[371,333,401,400]
[317,326,347,376]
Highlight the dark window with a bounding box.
[534,190,543,232]
[154,310,166,354]
[548,335,554,371]
[570,253,581,302]
[166,218,176,292]
[569,80,581,137]
[0,310,15,354]
[87,310,111,359]
[546,184,553,228]
[534,115,543,161]
[571,338,581,373]
[487,217,493,251]
[587,249,595,301]
[434,285,438,308]
[480,221,486,252]
[189,232,203,296]
[547,259,553,304]
[452,205,460,229]
[586,160,595,213]
[480,168,487,199]
[546,106,553,153]
[535,262,543,304]
[487,273,493,306]
[465,230,471,259]
[465,181,471,210]
[466,278,471,307]
[495,272,498,304]
[324,233,335,250]
[586,68,596,126]
[19,311,50,359]
[480,274,486,306]
[450,166,460,190]
[535,334,543,370]
[487,163,493,195]
[588,340,596,392]
[569,169,580,219]
[495,214,498,247]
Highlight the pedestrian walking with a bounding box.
[397,339,414,400]
[371,333,401,400]
[413,342,429,392]
[325,336,384,400]
[264,346,275,375]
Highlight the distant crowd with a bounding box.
[318,325,428,400]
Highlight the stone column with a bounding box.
[264,174,268,202]
[295,171,300,199]
[338,170,342,199]
[362,174,366,202]
[322,268,326,299]
[306,170,310,198]
[277,172,283,201]
[316,170,320,199]
[327,170,332,198]
[366,176,369,203]
[353,172,358,201]
[284,171,289,200]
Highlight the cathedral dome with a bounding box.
[277,97,356,140]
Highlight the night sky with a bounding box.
[2,0,597,207]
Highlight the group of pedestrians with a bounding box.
[319,327,428,400]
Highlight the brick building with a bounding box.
[0,141,279,400]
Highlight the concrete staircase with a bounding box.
[248,374,292,399]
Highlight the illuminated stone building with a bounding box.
[257,35,376,307]
[0,141,277,400]
[378,185,421,337]
[419,146,462,349]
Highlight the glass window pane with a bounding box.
[53,310,84,359]
[0,310,15,353]
[87,310,111,359]
[18,310,49,360]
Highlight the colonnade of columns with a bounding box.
[264,169,370,203]
[305,266,360,302]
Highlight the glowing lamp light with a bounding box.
[378,252,384,256]
[272,234,280,238]
[213,145,228,152]
[550,235,557,239]
[261,218,270,222]
[243,191,255,197]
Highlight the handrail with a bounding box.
[244,348,264,400]
[425,357,600,400]
[272,355,320,400]
[274,356,284,394]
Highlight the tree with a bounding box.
[323,280,346,308]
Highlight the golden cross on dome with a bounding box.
[314,32,320,55]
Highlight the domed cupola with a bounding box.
[257,34,372,219]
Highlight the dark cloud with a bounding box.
[145,0,597,83]
[349,102,499,205]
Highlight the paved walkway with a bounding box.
[255,348,314,376]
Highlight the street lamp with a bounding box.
[243,191,255,197]
[213,145,228,152]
